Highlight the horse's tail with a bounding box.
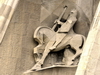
[33,26,45,44]
[34,26,42,39]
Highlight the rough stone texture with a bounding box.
[0,0,19,43]
[75,1,100,75]
[93,0,100,17]
[0,0,41,75]
[0,0,100,75]
[0,0,76,75]
[76,0,93,22]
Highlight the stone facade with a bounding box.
[0,0,100,75]
[76,2,100,75]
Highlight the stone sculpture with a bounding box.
[25,6,85,73]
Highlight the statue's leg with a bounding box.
[34,44,44,62]
[70,35,83,61]
[31,40,55,70]
[63,48,74,65]
[30,49,51,71]
[71,47,82,61]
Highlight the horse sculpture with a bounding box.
[27,6,86,72]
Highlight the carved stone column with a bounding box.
[75,2,100,75]
[0,0,19,43]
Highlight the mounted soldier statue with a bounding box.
[26,6,85,72]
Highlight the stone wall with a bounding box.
[0,0,76,75]
[75,1,100,75]
[0,0,99,75]
[0,0,41,75]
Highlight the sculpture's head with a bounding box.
[70,9,77,17]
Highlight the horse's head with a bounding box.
[70,9,77,17]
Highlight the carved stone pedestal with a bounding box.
[23,67,76,75]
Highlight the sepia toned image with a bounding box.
[0,0,100,75]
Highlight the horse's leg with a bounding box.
[70,35,83,61]
[71,47,82,61]
[63,48,74,65]
[31,49,50,71]
[31,40,55,70]
[34,44,45,62]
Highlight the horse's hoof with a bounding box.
[23,70,33,74]
[31,63,42,71]
[67,61,74,66]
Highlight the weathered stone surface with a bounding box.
[0,0,99,75]
[75,2,100,75]
[0,0,41,75]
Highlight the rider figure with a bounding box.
[50,9,77,50]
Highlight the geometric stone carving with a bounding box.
[24,6,85,73]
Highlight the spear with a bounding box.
[52,6,67,31]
